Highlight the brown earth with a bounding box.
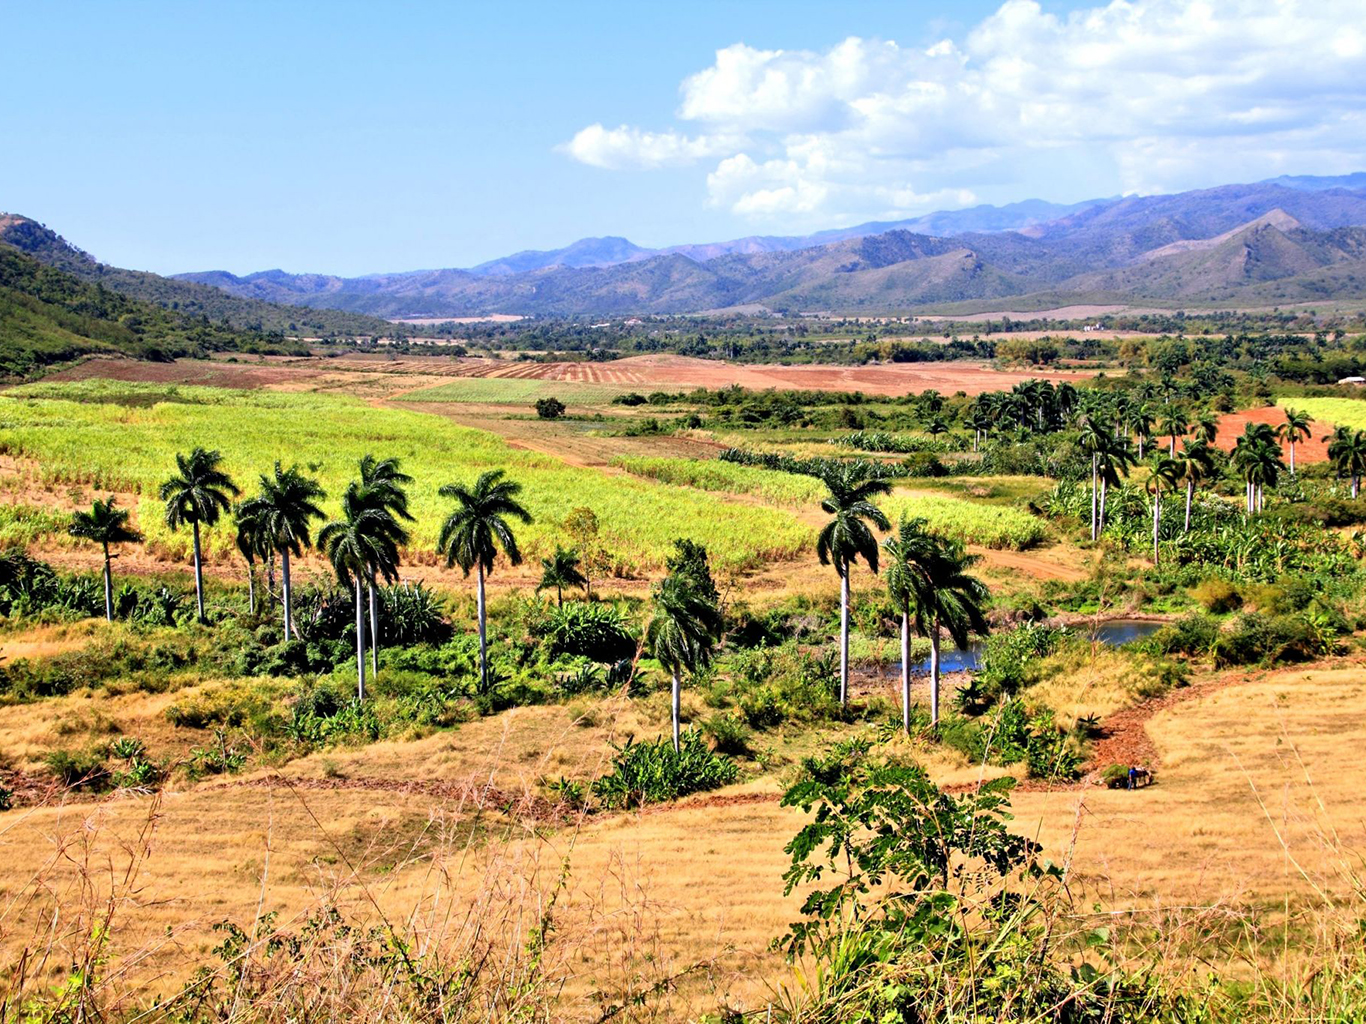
[1213,407,1333,464]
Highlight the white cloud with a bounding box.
[561,0,1366,226]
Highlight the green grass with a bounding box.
[611,456,826,507]
[1278,396,1366,431]
[881,490,1048,550]
[397,377,638,405]
[0,379,811,573]
[0,503,68,548]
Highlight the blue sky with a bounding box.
[4,1,1363,276]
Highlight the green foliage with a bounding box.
[44,747,107,789]
[591,731,739,808]
[940,699,1084,780]
[533,396,566,419]
[973,622,1068,701]
[701,711,753,756]
[1191,577,1243,613]
[536,601,637,662]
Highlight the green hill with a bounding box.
[0,245,302,379]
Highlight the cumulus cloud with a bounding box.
[561,0,1366,225]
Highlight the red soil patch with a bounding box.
[1212,407,1333,465]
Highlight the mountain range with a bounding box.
[170,176,1366,318]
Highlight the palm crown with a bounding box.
[239,462,326,558]
[319,482,404,589]
[69,496,140,549]
[816,467,892,577]
[436,470,533,576]
[160,448,239,528]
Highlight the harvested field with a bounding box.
[1215,406,1334,463]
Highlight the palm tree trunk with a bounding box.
[477,562,489,694]
[246,563,256,616]
[556,584,562,607]
[1090,454,1098,541]
[281,547,293,640]
[671,668,681,754]
[930,622,941,726]
[1184,480,1193,533]
[1290,441,1296,476]
[838,569,850,707]
[267,553,276,606]
[1138,436,1144,459]
[1169,435,1176,456]
[354,577,366,701]
[192,520,206,623]
[1152,493,1160,566]
[101,542,113,622]
[1099,477,1108,533]
[1355,474,1361,500]
[900,610,911,734]
[368,582,379,678]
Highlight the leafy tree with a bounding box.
[67,497,141,622]
[1232,422,1284,512]
[536,546,586,606]
[1159,403,1190,456]
[159,448,239,623]
[1279,407,1312,476]
[237,463,325,640]
[358,455,414,674]
[534,396,566,420]
[319,482,402,699]
[1192,409,1220,445]
[563,506,609,597]
[646,571,722,752]
[1128,402,1155,459]
[436,470,532,693]
[817,466,891,707]
[1096,432,1137,534]
[1078,414,1109,540]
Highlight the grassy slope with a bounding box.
[1278,395,1366,430]
[0,379,811,572]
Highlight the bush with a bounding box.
[44,748,107,789]
[592,731,739,808]
[1190,578,1242,613]
[1148,613,1221,658]
[537,602,637,662]
[701,712,752,756]
[534,397,566,419]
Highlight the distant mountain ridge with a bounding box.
[171,175,1366,317]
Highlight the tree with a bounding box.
[817,466,891,707]
[536,546,586,606]
[1279,408,1312,476]
[437,470,532,693]
[1144,456,1181,565]
[1096,432,1137,535]
[925,415,950,437]
[645,572,722,752]
[564,506,608,597]
[319,482,402,699]
[1328,427,1366,499]
[1193,410,1220,446]
[882,518,939,732]
[1174,439,1216,533]
[1078,416,1110,540]
[535,397,566,420]
[899,533,988,726]
[238,463,325,640]
[358,455,414,675]
[966,403,992,452]
[160,448,239,623]
[1128,403,1155,459]
[1159,404,1190,456]
[665,537,718,607]
[1231,423,1284,512]
[68,497,141,622]
[232,501,266,615]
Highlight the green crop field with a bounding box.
[397,377,637,405]
[611,456,827,506]
[881,491,1048,550]
[0,379,810,572]
[1278,396,1366,431]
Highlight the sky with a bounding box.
[4,0,1365,277]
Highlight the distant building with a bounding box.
[1338,376,1366,386]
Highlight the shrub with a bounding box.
[592,731,739,808]
[1191,578,1242,613]
[378,582,451,646]
[537,602,637,662]
[534,397,566,420]
[701,712,752,756]
[44,748,107,789]
[739,685,786,729]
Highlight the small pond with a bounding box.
[891,618,1166,676]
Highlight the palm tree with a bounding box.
[816,466,891,707]
[231,501,267,615]
[1193,411,1220,446]
[68,497,141,622]
[160,448,239,623]
[1128,403,1155,460]
[883,518,938,733]
[896,533,989,726]
[1144,456,1181,565]
[319,482,402,699]
[436,470,532,693]
[925,415,950,437]
[1078,416,1109,541]
[966,403,992,452]
[358,455,414,675]
[1174,439,1216,533]
[646,572,723,752]
[1328,428,1366,498]
[1231,423,1283,512]
[1279,408,1312,476]
[1159,404,1190,456]
[1096,433,1137,535]
[537,546,587,606]
[238,463,326,640]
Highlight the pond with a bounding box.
[892,618,1166,676]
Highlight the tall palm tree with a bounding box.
[966,402,992,452]
[319,482,402,699]
[1078,416,1110,541]
[883,518,939,733]
[1159,404,1190,456]
[1174,439,1216,533]
[68,497,142,622]
[537,546,587,606]
[1193,410,1220,446]
[1231,424,1283,512]
[231,501,268,615]
[1144,456,1181,565]
[1128,403,1156,460]
[904,535,989,726]
[160,448,239,623]
[1328,428,1366,499]
[1279,408,1312,476]
[238,463,326,640]
[436,470,533,693]
[646,572,723,752]
[1096,433,1137,535]
[816,466,891,707]
[358,455,414,675]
